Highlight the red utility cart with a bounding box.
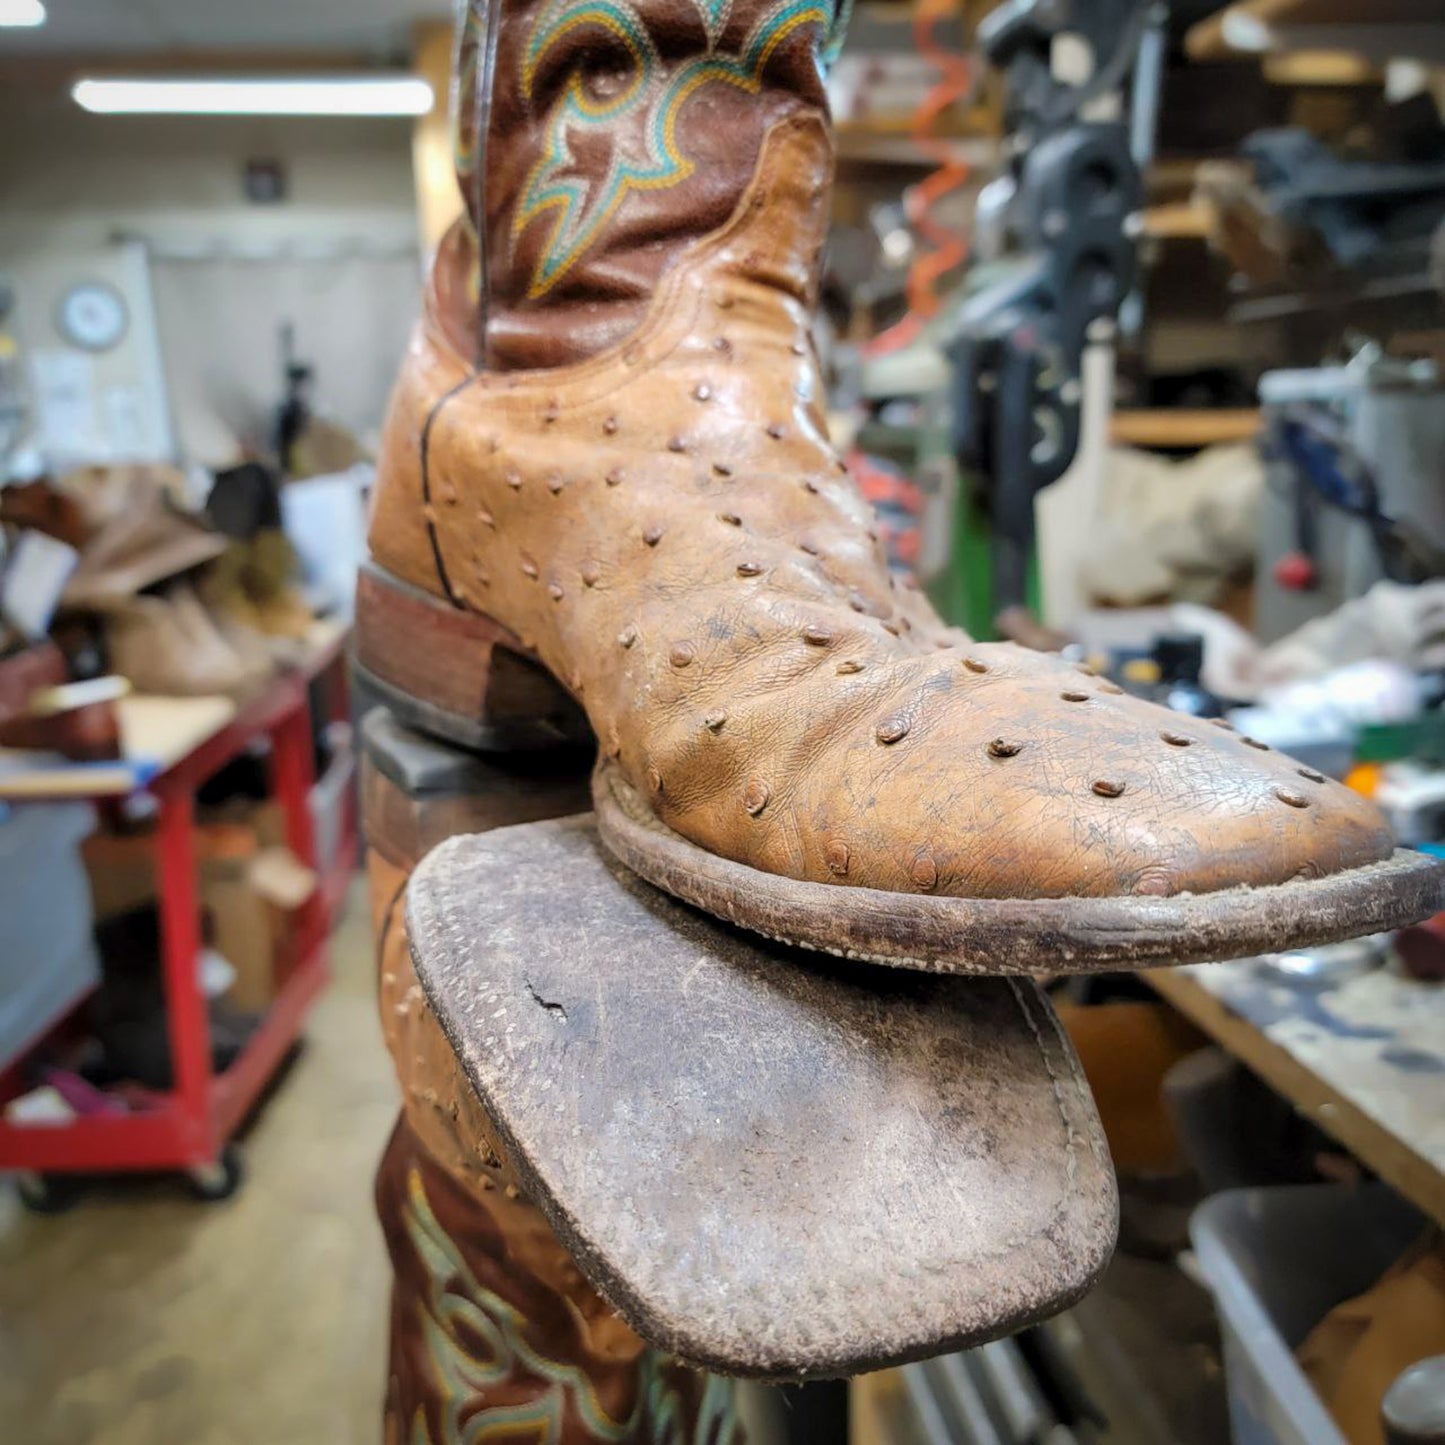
[0,623,355,1205]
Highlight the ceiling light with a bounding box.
[71,75,435,117]
[0,0,47,28]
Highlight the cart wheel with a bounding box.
[187,1145,244,1202]
[15,1171,84,1215]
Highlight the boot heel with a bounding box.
[359,708,592,872]
[354,562,591,753]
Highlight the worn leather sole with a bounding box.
[593,758,1445,975]
[406,815,1118,1378]
[355,563,590,752]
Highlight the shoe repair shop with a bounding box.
[1,2,1444,1443]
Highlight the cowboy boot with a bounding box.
[359,0,1444,974]
[360,717,747,1434]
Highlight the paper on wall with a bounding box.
[30,349,101,461]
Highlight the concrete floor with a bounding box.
[0,878,399,1445]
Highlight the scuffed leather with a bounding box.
[370,852,514,1192]
[371,115,1395,904]
[369,854,648,1366]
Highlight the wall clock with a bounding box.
[56,281,129,353]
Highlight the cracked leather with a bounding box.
[370,852,650,1367]
[405,816,1118,1375]
[370,112,1397,905]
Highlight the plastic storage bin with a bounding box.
[0,801,100,1072]
[1191,1183,1426,1445]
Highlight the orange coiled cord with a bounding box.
[905,0,974,318]
[869,0,977,355]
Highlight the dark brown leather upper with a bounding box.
[370,115,1396,904]
[454,0,839,370]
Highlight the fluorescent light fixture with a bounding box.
[0,0,47,28]
[71,75,434,117]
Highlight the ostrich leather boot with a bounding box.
[359,0,1445,973]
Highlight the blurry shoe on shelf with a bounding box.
[25,462,308,699]
[60,465,225,610]
[286,415,367,480]
[102,581,271,699]
[203,460,319,662]
[0,476,89,551]
[200,531,315,646]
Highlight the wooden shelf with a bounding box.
[835,125,996,169]
[1262,49,1382,84]
[1188,0,1445,64]
[1111,408,1262,449]
[1147,962,1445,1230]
[1143,201,1212,240]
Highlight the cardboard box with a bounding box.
[81,806,316,1012]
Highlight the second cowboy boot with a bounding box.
[360,716,744,1438]
[359,0,1445,973]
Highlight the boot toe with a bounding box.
[676,643,1396,903]
[861,645,1393,901]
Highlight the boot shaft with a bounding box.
[449,0,849,370]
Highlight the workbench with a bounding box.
[0,621,354,1203]
[1145,954,1445,1228]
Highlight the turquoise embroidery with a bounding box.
[404,1166,635,1442]
[402,1166,743,1444]
[514,0,848,297]
[453,0,484,184]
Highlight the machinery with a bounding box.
[947,0,1164,622]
